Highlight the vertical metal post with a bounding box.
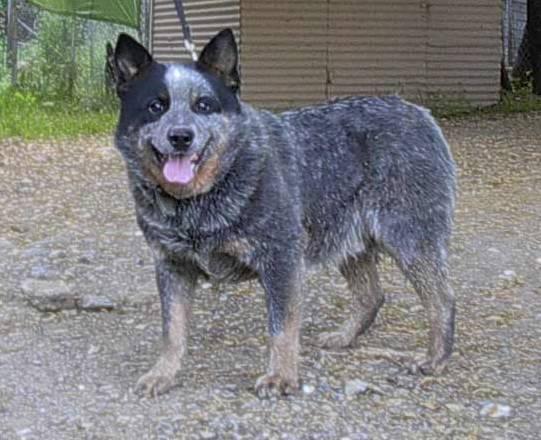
[6,0,18,86]
[529,0,541,94]
[507,0,513,66]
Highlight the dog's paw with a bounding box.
[135,357,180,398]
[416,356,449,376]
[254,373,299,399]
[135,369,177,398]
[317,330,354,349]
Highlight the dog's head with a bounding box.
[108,29,242,199]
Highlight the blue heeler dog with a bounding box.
[108,29,456,398]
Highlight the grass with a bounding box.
[432,84,541,119]
[0,88,117,140]
[1,84,541,141]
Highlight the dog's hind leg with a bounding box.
[394,246,455,375]
[318,252,384,349]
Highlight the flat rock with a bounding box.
[20,243,52,260]
[480,402,512,418]
[344,379,369,396]
[77,294,116,311]
[0,238,17,255]
[20,279,77,312]
[29,263,60,280]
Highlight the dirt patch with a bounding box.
[0,113,540,439]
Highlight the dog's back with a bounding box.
[277,96,456,265]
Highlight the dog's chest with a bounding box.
[191,249,255,283]
[148,220,256,283]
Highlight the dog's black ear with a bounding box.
[105,42,119,92]
[110,33,153,89]
[198,29,239,92]
[106,42,114,58]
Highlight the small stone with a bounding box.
[445,403,463,413]
[536,257,541,265]
[21,279,76,312]
[29,264,59,280]
[224,383,237,391]
[77,295,115,311]
[201,282,212,289]
[200,431,217,439]
[499,270,517,281]
[10,224,28,234]
[302,383,316,394]
[87,345,100,355]
[16,428,32,439]
[20,241,52,259]
[480,402,512,418]
[0,238,16,255]
[76,418,93,430]
[50,250,67,259]
[344,379,369,396]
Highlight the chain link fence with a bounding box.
[503,0,541,89]
[1,0,149,107]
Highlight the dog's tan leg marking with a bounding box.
[319,253,383,349]
[402,257,455,375]
[136,302,191,397]
[255,299,302,398]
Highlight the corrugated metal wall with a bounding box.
[151,0,240,63]
[151,0,501,109]
[327,0,428,99]
[240,0,328,109]
[426,0,501,106]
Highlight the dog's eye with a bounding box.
[148,98,167,115]
[193,97,220,115]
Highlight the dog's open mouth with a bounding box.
[151,145,205,185]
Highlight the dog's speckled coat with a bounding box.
[108,29,456,398]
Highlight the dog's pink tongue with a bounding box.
[163,157,195,184]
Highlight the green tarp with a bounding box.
[27,0,140,28]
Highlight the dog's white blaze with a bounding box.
[165,65,189,89]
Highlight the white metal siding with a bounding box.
[151,0,240,63]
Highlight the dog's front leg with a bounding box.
[256,261,304,398]
[135,258,197,397]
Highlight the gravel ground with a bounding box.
[0,112,540,439]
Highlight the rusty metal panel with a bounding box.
[151,0,240,63]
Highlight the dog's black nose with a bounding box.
[167,127,194,151]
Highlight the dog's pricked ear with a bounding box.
[198,29,240,92]
[110,33,153,88]
[105,42,118,85]
[106,42,114,58]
